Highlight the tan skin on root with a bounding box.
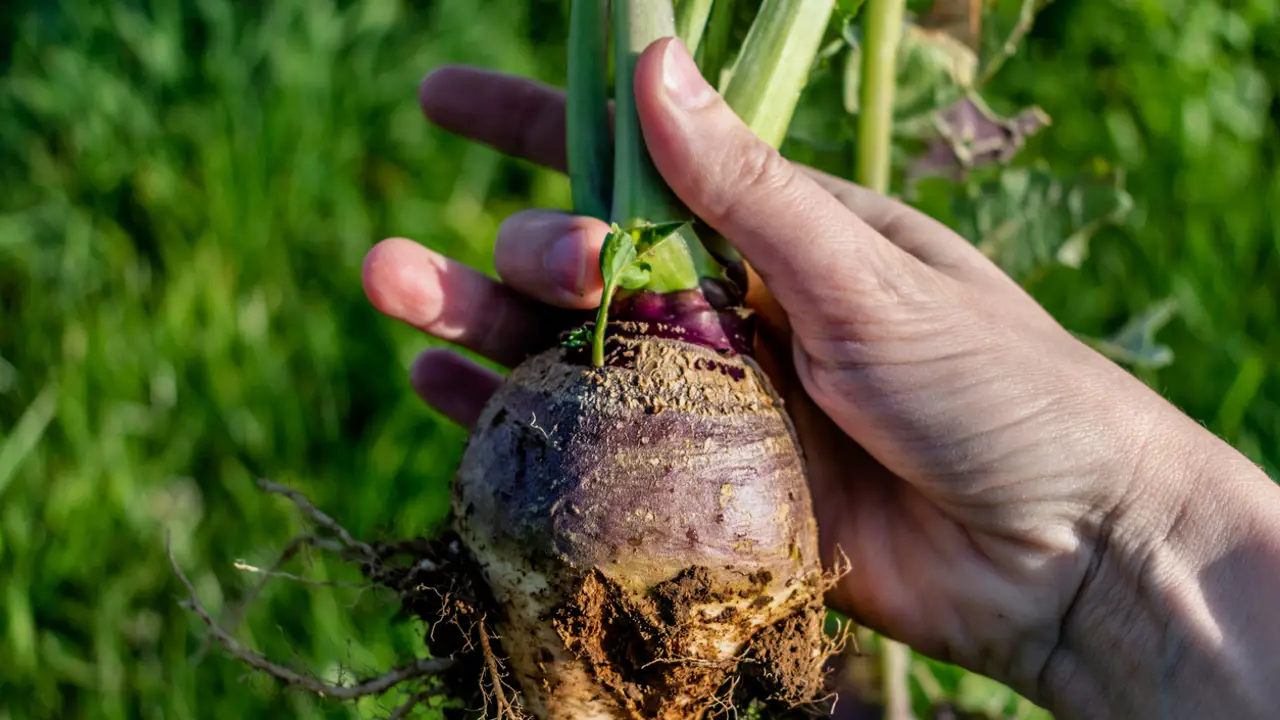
[446,333,837,719]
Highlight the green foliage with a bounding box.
[0,0,569,717]
[949,166,1134,282]
[591,221,687,366]
[1,0,1277,718]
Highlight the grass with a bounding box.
[0,0,1276,718]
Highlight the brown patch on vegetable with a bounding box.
[548,567,840,719]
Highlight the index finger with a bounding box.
[418,66,578,173]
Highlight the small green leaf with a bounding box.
[561,326,592,350]
[591,221,693,367]
[616,264,651,290]
[1083,299,1178,370]
[599,223,639,289]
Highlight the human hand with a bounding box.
[362,38,1280,713]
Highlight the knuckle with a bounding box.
[517,89,565,164]
[706,140,797,225]
[494,210,554,273]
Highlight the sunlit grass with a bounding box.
[1,0,1276,718]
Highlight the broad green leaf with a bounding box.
[633,220,688,254]
[953,167,1134,281]
[785,48,856,167]
[1085,298,1178,369]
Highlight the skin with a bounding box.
[363,38,1280,719]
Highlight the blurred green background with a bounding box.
[0,0,1275,718]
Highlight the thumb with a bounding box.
[633,37,924,341]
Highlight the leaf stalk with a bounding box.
[720,0,836,150]
[567,0,614,220]
[856,0,906,191]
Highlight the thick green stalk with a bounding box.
[611,0,704,292]
[567,0,614,220]
[676,0,715,56]
[856,0,905,192]
[699,0,737,87]
[720,0,835,150]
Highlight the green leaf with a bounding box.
[837,0,869,18]
[590,221,694,366]
[839,23,975,122]
[893,26,977,124]
[633,220,687,252]
[1084,298,1178,370]
[955,670,1021,716]
[599,223,639,288]
[0,382,58,501]
[952,167,1134,282]
[561,326,593,350]
[616,264,652,289]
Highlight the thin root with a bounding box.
[168,533,451,702]
[478,617,526,720]
[256,479,378,563]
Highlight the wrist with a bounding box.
[1038,416,1280,719]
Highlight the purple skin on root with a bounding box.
[567,287,758,369]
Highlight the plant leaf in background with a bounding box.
[904,95,1051,185]
[836,0,869,19]
[951,167,1135,282]
[1083,298,1179,370]
[789,18,1050,186]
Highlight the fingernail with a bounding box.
[545,231,587,296]
[662,39,715,110]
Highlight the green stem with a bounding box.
[698,0,737,88]
[720,0,835,150]
[855,0,911,709]
[676,0,716,56]
[611,0,705,293]
[592,283,612,367]
[567,0,614,220]
[856,0,905,192]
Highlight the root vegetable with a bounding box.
[453,327,830,718]
[439,1,843,716]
